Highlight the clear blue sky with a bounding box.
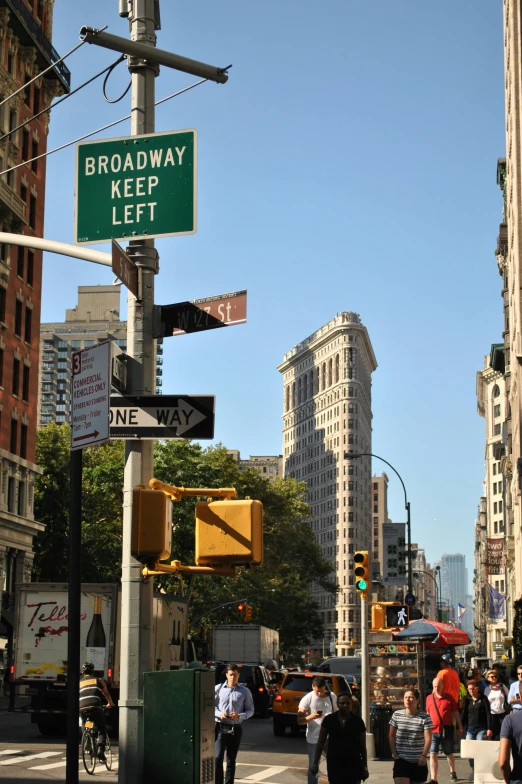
[43,1,505,579]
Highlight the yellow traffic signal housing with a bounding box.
[354,550,370,595]
[371,604,386,630]
[237,603,245,618]
[131,486,172,562]
[245,604,253,621]
[195,499,263,566]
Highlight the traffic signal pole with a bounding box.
[118,2,157,782]
[360,594,369,727]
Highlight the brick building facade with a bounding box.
[0,0,69,655]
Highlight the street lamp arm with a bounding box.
[344,450,412,595]
[345,451,408,509]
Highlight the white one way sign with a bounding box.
[109,395,215,440]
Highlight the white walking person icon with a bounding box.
[397,607,407,625]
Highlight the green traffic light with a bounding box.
[356,579,367,591]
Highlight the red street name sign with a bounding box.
[112,239,139,299]
[156,290,247,337]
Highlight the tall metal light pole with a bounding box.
[345,452,412,595]
[413,569,440,622]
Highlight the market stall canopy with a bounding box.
[393,619,470,646]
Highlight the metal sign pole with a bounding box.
[66,449,82,784]
[118,2,157,782]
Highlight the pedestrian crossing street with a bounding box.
[0,747,118,774]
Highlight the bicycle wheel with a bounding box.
[81,730,96,775]
[104,733,112,771]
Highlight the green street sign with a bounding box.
[75,129,197,244]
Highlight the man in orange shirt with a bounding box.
[437,655,461,704]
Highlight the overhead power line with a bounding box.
[1,76,210,177]
[0,55,126,147]
[0,33,99,111]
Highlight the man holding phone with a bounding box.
[508,666,522,711]
[298,677,338,784]
[215,664,254,784]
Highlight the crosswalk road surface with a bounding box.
[0,751,307,782]
[0,748,119,778]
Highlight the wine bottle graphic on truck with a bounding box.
[86,595,106,672]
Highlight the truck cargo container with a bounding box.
[11,583,195,735]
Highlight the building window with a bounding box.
[24,307,32,343]
[12,357,20,395]
[10,418,17,453]
[27,250,34,286]
[494,502,498,514]
[0,286,5,322]
[17,246,24,278]
[17,480,25,515]
[493,385,500,398]
[22,364,29,401]
[7,477,15,512]
[20,423,27,458]
[14,300,22,336]
[494,404,501,417]
[494,424,501,436]
[29,195,36,229]
[0,347,3,386]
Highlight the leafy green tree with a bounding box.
[33,423,71,581]
[154,441,336,652]
[33,433,335,650]
[81,439,124,581]
[34,424,124,583]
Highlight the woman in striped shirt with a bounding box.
[389,689,433,784]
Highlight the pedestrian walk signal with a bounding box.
[370,603,410,630]
[354,551,370,595]
[386,605,409,628]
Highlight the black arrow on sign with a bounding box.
[73,430,99,442]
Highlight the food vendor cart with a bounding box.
[367,621,470,759]
[393,619,470,702]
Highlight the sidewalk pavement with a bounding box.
[366,755,472,784]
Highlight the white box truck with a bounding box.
[11,583,200,735]
[213,624,279,667]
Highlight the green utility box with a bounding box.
[143,669,215,783]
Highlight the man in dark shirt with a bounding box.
[499,709,522,784]
[310,691,368,784]
[79,662,114,760]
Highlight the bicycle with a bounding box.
[81,708,112,775]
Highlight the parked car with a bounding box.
[344,674,359,698]
[269,670,288,690]
[215,662,275,718]
[272,671,354,736]
[316,656,361,678]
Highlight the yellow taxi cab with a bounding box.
[272,671,354,736]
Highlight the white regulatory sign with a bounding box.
[71,342,111,451]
